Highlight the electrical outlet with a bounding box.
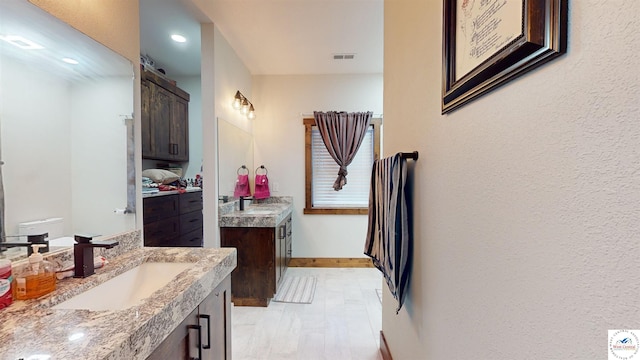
[273,182,280,192]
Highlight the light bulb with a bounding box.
[247,105,256,119]
[241,98,249,115]
[232,91,242,109]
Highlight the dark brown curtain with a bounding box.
[313,111,372,191]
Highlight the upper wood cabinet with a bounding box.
[141,68,190,162]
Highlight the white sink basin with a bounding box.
[52,262,192,311]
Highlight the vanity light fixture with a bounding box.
[0,34,44,50]
[232,90,256,120]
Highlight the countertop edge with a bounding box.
[0,247,237,360]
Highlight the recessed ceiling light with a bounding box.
[62,57,79,65]
[0,35,44,50]
[171,34,186,43]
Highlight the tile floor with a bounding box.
[231,267,383,360]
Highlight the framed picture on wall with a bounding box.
[442,0,568,114]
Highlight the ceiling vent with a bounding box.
[333,53,356,60]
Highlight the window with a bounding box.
[303,117,381,215]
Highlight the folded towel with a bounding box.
[234,174,251,197]
[254,174,270,199]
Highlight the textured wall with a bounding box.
[383,0,640,359]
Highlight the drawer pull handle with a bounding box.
[187,324,202,360]
[198,314,211,349]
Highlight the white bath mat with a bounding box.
[273,276,317,304]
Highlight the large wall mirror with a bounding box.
[0,0,136,259]
[217,118,253,201]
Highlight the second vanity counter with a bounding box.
[218,196,293,306]
[0,246,237,360]
[218,196,293,228]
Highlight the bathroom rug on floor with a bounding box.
[273,276,317,304]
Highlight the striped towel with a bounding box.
[364,153,412,314]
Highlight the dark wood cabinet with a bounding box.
[141,69,190,162]
[147,275,232,360]
[220,213,292,306]
[143,191,203,247]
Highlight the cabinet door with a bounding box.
[198,276,232,360]
[285,215,292,268]
[170,96,189,161]
[275,223,284,286]
[152,85,174,160]
[143,195,179,223]
[220,227,276,303]
[143,216,180,247]
[180,210,203,235]
[141,80,154,158]
[146,305,199,360]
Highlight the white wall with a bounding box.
[252,74,383,257]
[71,77,136,236]
[1,58,72,234]
[383,1,640,359]
[30,0,144,233]
[0,59,135,238]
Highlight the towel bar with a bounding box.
[400,151,419,160]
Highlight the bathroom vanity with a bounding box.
[219,197,293,306]
[0,234,236,360]
[143,189,203,247]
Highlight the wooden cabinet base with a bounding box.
[232,296,270,307]
[147,275,231,360]
[220,213,292,307]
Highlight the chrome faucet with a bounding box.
[73,234,118,278]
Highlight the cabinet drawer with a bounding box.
[180,191,202,214]
[144,195,179,223]
[144,216,180,247]
[177,228,203,247]
[180,210,203,234]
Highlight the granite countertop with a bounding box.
[142,186,202,198]
[0,246,237,360]
[219,196,293,228]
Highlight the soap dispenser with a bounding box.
[13,244,57,300]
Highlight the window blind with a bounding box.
[311,127,374,207]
